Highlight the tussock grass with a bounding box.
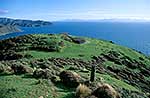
[76,84,92,98]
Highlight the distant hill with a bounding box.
[0,18,52,35]
[0,18,52,27]
[62,19,150,22]
[0,25,21,35]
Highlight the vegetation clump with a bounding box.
[33,68,53,79]
[92,83,120,98]
[31,38,64,52]
[59,70,83,87]
[76,84,92,98]
[0,63,12,74]
[11,63,33,74]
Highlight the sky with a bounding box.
[0,0,150,21]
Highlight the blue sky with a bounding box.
[0,0,150,21]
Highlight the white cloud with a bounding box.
[7,10,150,21]
[0,9,8,14]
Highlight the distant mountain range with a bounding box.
[0,18,52,27]
[61,19,150,22]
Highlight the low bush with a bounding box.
[33,68,53,79]
[76,84,92,98]
[92,83,120,98]
[0,63,13,74]
[11,64,33,74]
[59,70,83,87]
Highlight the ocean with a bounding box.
[0,22,150,55]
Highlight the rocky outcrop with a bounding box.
[72,37,86,44]
[61,33,86,44]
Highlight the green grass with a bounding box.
[0,71,142,98]
[19,34,150,67]
[0,74,76,98]
[77,71,140,92]
[144,76,150,81]
[22,38,108,61]
[103,61,126,69]
[99,74,140,92]
[21,36,128,60]
[0,75,51,98]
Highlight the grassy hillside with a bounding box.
[0,33,150,98]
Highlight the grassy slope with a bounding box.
[22,34,149,62]
[0,34,149,98]
[0,73,140,98]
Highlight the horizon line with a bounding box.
[1,16,150,22]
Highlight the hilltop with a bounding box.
[0,33,150,98]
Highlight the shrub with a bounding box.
[76,84,92,98]
[33,68,53,79]
[0,63,13,74]
[31,39,63,52]
[11,64,33,74]
[0,63,5,73]
[92,83,120,98]
[59,70,83,87]
[0,51,24,60]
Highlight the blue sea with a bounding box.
[0,22,150,55]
